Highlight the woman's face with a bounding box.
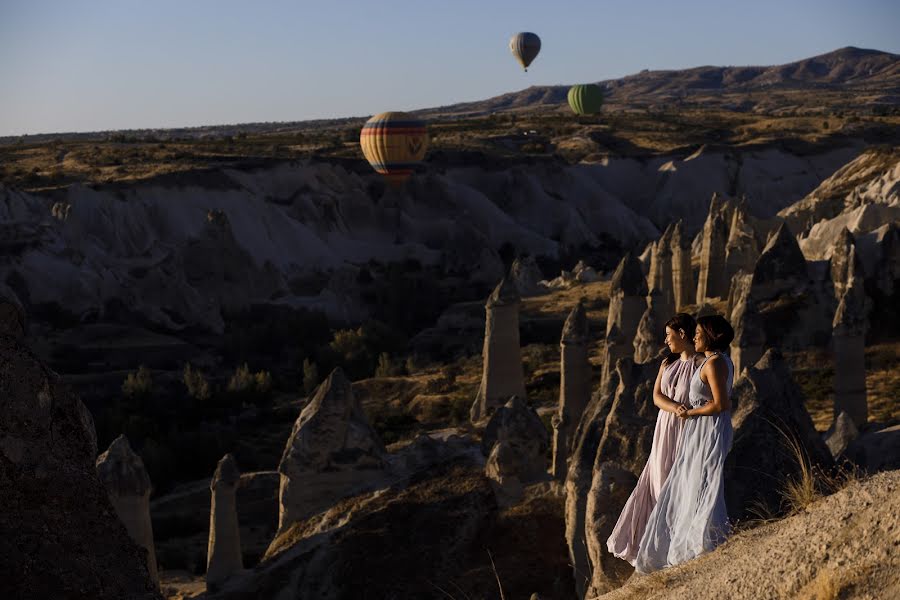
[693,325,708,353]
[664,326,691,354]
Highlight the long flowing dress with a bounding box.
[606,356,698,565]
[634,352,735,574]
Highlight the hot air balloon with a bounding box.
[509,32,541,72]
[359,112,428,188]
[567,84,604,116]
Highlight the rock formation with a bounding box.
[509,255,545,296]
[584,359,660,598]
[824,410,859,459]
[832,275,869,428]
[276,368,388,536]
[601,254,647,393]
[750,222,808,297]
[727,349,833,521]
[725,205,760,280]
[632,289,667,364]
[207,454,243,591]
[670,220,695,310]
[696,194,730,302]
[552,301,591,479]
[729,274,765,376]
[483,396,549,499]
[830,227,863,299]
[470,277,527,422]
[647,224,675,316]
[96,435,159,587]
[1,293,160,599]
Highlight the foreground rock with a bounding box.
[0,294,160,599]
[600,470,900,600]
[483,397,550,500]
[206,454,244,591]
[275,368,388,537]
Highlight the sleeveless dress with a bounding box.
[634,352,735,574]
[606,356,698,565]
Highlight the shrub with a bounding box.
[227,363,274,406]
[302,358,319,395]
[183,363,211,401]
[122,365,153,400]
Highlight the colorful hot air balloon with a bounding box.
[359,112,428,188]
[509,32,541,72]
[567,84,604,116]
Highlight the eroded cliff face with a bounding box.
[0,145,859,334]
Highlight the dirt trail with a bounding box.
[600,469,900,600]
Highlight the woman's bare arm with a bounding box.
[653,361,684,413]
[686,355,731,416]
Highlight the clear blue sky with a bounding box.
[1,0,897,136]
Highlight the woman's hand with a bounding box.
[676,405,690,419]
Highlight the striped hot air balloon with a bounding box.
[509,32,541,72]
[567,84,604,116]
[359,112,428,188]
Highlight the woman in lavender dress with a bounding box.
[607,313,699,565]
[634,314,736,574]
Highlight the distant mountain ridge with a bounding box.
[417,46,900,116]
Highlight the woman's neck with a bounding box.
[679,349,695,361]
[704,350,718,357]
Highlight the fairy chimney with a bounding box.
[725,205,760,280]
[832,275,869,428]
[470,277,527,423]
[830,228,864,300]
[633,289,667,364]
[670,220,695,311]
[696,194,730,302]
[647,224,675,317]
[206,454,243,591]
[601,254,647,393]
[96,435,158,587]
[552,301,591,479]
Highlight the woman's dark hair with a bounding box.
[663,313,697,365]
[696,314,735,352]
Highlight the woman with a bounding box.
[634,314,736,574]
[607,313,700,565]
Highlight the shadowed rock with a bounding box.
[601,254,647,393]
[751,223,808,295]
[552,301,591,479]
[696,194,730,302]
[0,284,25,340]
[725,205,760,280]
[670,220,695,310]
[647,224,675,316]
[830,228,864,299]
[832,274,869,428]
[509,255,545,296]
[729,274,765,376]
[471,277,527,422]
[1,329,160,599]
[483,397,549,500]
[825,410,859,459]
[96,435,158,587]
[275,368,388,537]
[584,358,660,597]
[207,454,243,591]
[726,349,834,522]
[633,289,668,364]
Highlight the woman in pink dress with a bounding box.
[606,313,699,565]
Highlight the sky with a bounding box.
[1,0,898,136]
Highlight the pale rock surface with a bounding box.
[470,278,527,422]
[96,434,159,587]
[725,204,761,280]
[632,289,668,364]
[647,223,675,317]
[275,368,388,537]
[832,275,869,428]
[696,194,731,302]
[824,410,859,459]
[670,220,695,310]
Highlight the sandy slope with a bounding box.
[599,470,900,600]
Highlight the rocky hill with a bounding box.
[601,469,900,600]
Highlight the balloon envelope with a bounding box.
[360,112,428,188]
[509,32,541,71]
[567,84,604,115]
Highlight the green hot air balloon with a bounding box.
[567,84,604,116]
[509,32,541,72]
